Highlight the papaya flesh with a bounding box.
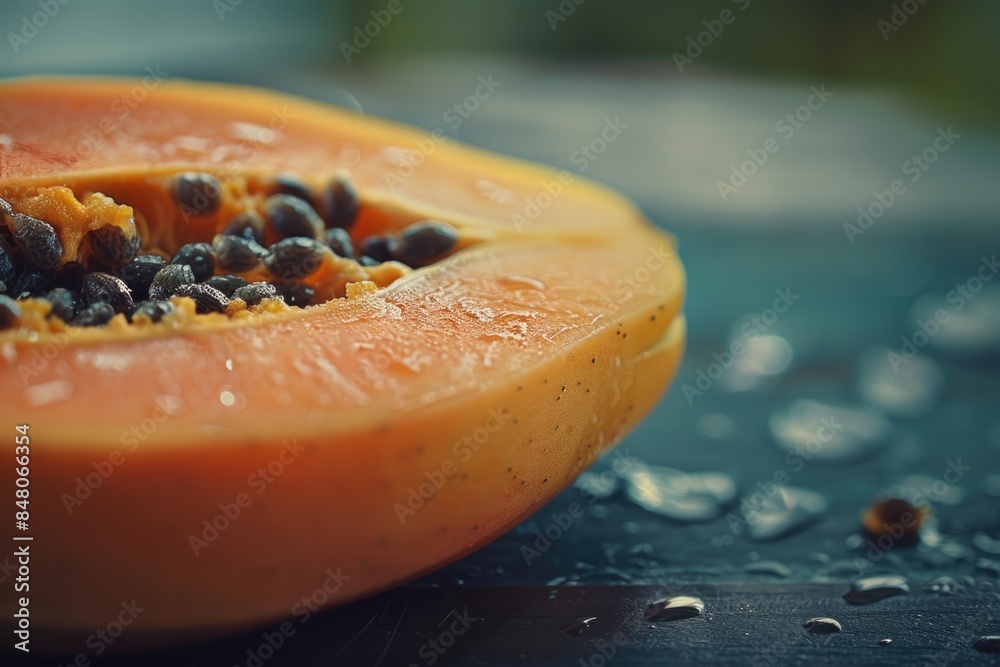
[0,78,685,648]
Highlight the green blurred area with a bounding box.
[344,0,998,125]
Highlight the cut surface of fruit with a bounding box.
[0,78,685,649]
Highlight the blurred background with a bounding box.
[5,1,999,664]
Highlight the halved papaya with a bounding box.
[0,78,685,649]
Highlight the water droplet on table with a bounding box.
[746,486,828,541]
[623,463,736,522]
[843,575,910,604]
[558,616,597,636]
[909,287,1000,360]
[856,346,943,417]
[744,560,792,577]
[803,617,842,635]
[644,595,705,622]
[574,470,619,500]
[770,399,892,462]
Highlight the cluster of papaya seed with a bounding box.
[0,172,460,331]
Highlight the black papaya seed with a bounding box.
[273,174,315,207]
[84,222,141,268]
[203,274,249,298]
[171,172,223,217]
[270,282,314,308]
[117,254,166,301]
[149,264,196,300]
[324,227,354,259]
[231,281,280,307]
[70,302,115,327]
[82,272,135,315]
[170,242,216,282]
[322,176,360,229]
[222,210,266,244]
[358,235,392,263]
[11,213,63,269]
[132,300,175,323]
[172,283,230,314]
[43,287,81,322]
[265,237,329,281]
[264,194,324,241]
[389,220,458,267]
[10,264,54,300]
[212,234,266,273]
[0,243,15,293]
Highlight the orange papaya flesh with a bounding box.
[0,78,685,646]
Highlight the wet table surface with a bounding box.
[21,61,1000,665]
